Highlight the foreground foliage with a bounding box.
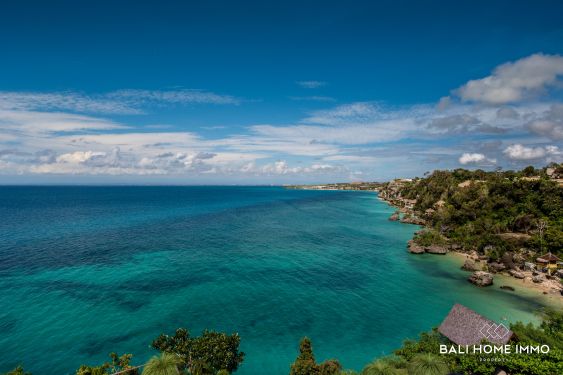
[151,328,244,375]
[289,337,342,375]
[3,307,561,375]
[76,353,139,375]
[142,353,181,375]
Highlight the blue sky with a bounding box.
[0,0,562,183]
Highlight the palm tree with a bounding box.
[407,354,448,375]
[142,353,181,375]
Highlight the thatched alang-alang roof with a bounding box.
[438,304,514,346]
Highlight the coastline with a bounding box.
[446,251,563,310]
[376,191,563,304]
[288,185,562,306]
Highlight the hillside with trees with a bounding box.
[379,164,562,261]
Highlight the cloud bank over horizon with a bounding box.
[1,53,562,183]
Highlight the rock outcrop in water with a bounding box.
[399,215,425,225]
[425,245,447,255]
[468,271,494,287]
[407,240,425,254]
[389,211,400,221]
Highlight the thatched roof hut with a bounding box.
[438,304,514,345]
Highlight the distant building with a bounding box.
[438,304,514,345]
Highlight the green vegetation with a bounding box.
[151,328,244,375]
[142,353,181,375]
[76,353,138,375]
[385,164,563,259]
[412,230,447,247]
[289,337,342,375]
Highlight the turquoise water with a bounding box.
[0,187,548,374]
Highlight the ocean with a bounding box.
[0,186,548,374]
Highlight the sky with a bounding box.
[1,0,562,184]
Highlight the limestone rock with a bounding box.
[399,215,426,225]
[532,275,545,283]
[468,271,494,287]
[425,245,447,255]
[523,262,536,271]
[488,262,507,273]
[461,259,479,271]
[388,212,400,221]
[407,240,425,254]
[509,270,525,279]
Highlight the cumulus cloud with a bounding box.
[455,53,563,104]
[296,81,326,89]
[503,144,561,160]
[458,153,496,165]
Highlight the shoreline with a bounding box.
[289,185,562,306]
[376,192,563,304]
[446,251,563,310]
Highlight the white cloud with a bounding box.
[296,81,326,89]
[0,109,128,135]
[56,150,107,164]
[503,144,561,160]
[456,53,563,104]
[458,153,496,165]
[2,54,563,182]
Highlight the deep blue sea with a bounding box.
[0,187,549,374]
